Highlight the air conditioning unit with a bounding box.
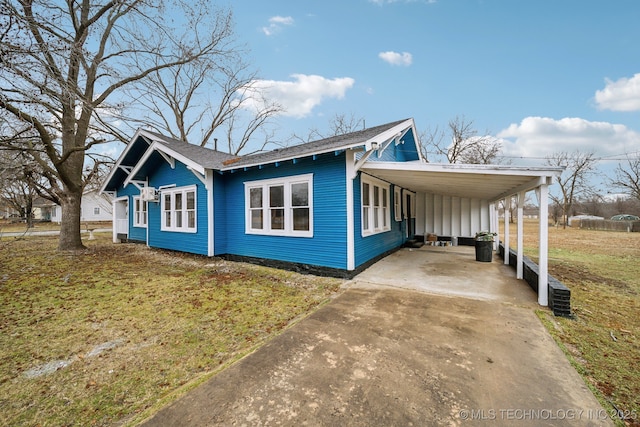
[140,187,158,202]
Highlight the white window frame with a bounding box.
[394,187,402,222]
[133,196,148,228]
[361,175,391,236]
[244,174,314,238]
[160,185,197,233]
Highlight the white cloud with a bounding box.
[594,73,640,112]
[239,74,356,118]
[378,51,413,66]
[262,16,294,36]
[497,116,640,161]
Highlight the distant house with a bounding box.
[33,198,56,221]
[101,118,562,306]
[568,215,604,227]
[51,190,113,223]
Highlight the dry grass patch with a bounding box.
[505,220,640,426]
[0,234,343,426]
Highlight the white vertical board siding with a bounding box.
[421,193,491,238]
[415,192,426,236]
[442,196,452,234]
[433,195,443,235]
[461,198,471,236]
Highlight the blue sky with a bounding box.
[223,0,640,187]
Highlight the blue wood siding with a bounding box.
[213,173,227,255]
[355,129,420,164]
[354,177,405,267]
[146,160,209,256]
[395,129,420,162]
[371,144,400,162]
[220,152,348,269]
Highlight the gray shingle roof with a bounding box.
[221,119,410,169]
[143,118,410,171]
[142,130,238,170]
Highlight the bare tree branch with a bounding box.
[611,154,640,201]
[546,150,599,228]
[419,115,503,164]
[0,0,247,250]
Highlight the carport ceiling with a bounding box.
[361,161,563,202]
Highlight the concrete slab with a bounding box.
[351,245,538,304]
[141,247,612,426]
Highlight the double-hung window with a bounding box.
[133,196,147,227]
[361,176,391,236]
[245,174,313,237]
[161,185,197,232]
[394,187,402,222]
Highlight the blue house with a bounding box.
[101,118,563,307]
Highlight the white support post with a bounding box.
[517,191,525,279]
[494,203,500,252]
[206,170,215,257]
[345,150,356,271]
[489,203,496,251]
[112,198,118,243]
[538,183,549,306]
[503,197,510,265]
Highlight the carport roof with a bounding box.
[361,161,563,202]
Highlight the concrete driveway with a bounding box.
[141,246,612,426]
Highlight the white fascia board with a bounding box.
[491,176,554,203]
[364,118,415,152]
[100,128,151,194]
[363,161,564,178]
[220,119,418,171]
[123,141,206,188]
[156,144,206,175]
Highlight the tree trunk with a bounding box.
[25,198,34,228]
[58,187,85,251]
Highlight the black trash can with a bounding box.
[475,240,493,262]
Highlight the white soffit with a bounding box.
[361,161,563,202]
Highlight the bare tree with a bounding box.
[128,55,282,155]
[0,0,240,250]
[420,116,502,164]
[546,151,598,228]
[292,113,366,144]
[326,113,366,136]
[0,148,40,227]
[611,154,640,201]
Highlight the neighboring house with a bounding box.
[101,118,562,305]
[51,190,113,223]
[33,198,56,221]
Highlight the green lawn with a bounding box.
[0,234,343,426]
[508,221,640,426]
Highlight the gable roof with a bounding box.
[139,130,238,170]
[101,119,420,192]
[101,129,237,192]
[222,118,416,170]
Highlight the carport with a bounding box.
[360,161,564,307]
